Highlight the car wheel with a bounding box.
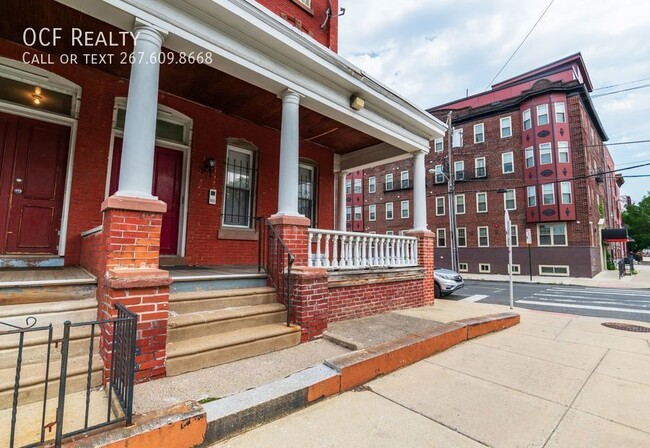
[434,282,441,298]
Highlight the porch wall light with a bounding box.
[203,157,217,174]
[350,95,365,111]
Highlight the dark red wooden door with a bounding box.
[110,139,183,255]
[0,112,70,254]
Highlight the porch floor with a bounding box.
[0,267,96,288]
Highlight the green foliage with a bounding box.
[622,192,650,252]
[598,200,605,218]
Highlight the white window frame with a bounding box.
[386,230,394,235]
[457,228,467,247]
[500,116,512,138]
[504,189,516,211]
[554,102,566,123]
[478,226,490,247]
[474,123,485,143]
[527,186,537,207]
[455,194,466,215]
[539,265,570,277]
[475,157,486,178]
[385,173,394,191]
[479,263,491,273]
[509,264,521,275]
[346,206,351,222]
[458,263,469,272]
[401,200,410,219]
[434,164,445,184]
[452,128,463,147]
[539,142,552,165]
[502,152,514,174]
[386,202,394,220]
[436,196,446,216]
[537,104,549,126]
[510,225,519,247]
[368,176,376,193]
[476,192,488,213]
[561,181,572,204]
[354,178,362,194]
[400,170,409,189]
[354,206,362,221]
[368,204,376,221]
[558,141,569,163]
[523,109,532,130]
[525,146,535,168]
[434,137,444,152]
[542,183,555,205]
[537,223,568,246]
[436,228,446,247]
[345,179,351,194]
[454,160,465,181]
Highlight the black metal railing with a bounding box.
[1,303,137,447]
[256,217,295,327]
[384,179,413,192]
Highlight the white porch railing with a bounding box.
[307,229,418,269]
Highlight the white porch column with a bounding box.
[116,21,167,199]
[337,170,348,231]
[412,150,428,231]
[276,90,302,216]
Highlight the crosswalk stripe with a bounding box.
[548,288,650,298]
[460,294,489,303]
[516,300,650,315]
[532,293,650,304]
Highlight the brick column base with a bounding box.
[268,214,311,267]
[290,267,329,342]
[408,230,436,305]
[98,195,171,382]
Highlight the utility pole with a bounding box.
[446,112,459,272]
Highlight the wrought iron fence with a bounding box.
[256,217,295,326]
[0,303,137,448]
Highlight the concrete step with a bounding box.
[170,276,267,295]
[0,353,102,410]
[166,324,301,377]
[168,303,287,342]
[169,287,278,314]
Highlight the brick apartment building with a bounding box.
[360,54,625,278]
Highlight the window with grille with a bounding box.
[299,163,317,226]
[223,146,256,228]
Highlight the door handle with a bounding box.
[13,188,23,195]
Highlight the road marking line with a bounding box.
[516,300,650,315]
[460,294,489,303]
[549,288,650,297]
[532,293,650,305]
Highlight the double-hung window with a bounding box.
[539,143,552,165]
[401,171,409,189]
[345,179,351,194]
[500,116,512,138]
[510,225,519,247]
[385,173,394,191]
[504,189,516,210]
[475,157,486,178]
[386,202,394,220]
[354,178,362,194]
[542,183,555,205]
[223,146,256,228]
[457,228,467,247]
[537,104,549,125]
[434,165,445,184]
[354,206,362,221]
[555,102,566,123]
[476,192,488,213]
[527,186,537,207]
[474,123,485,143]
[558,141,569,163]
[478,226,489,247]
[538,223,567,246]
[401,200,410,218]
[368,176,376,193]
[456,194,466,214]
[561,182,572,204]
[454,161,465,181]
[368,204,376,221]
[346,206,351,222]
[436,196,445,216]
[502,152,514,174]
[437,228,446,247]
[525,146,535,168]
[434,137,443,152]
[298,163,317,226]
[523,109,532,130]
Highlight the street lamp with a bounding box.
[497,189,514,309]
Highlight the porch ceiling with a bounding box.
[0,0,381,153]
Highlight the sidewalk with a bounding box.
[462,260,650,289]
[216,300,650,448]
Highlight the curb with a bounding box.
[203,311,519,445]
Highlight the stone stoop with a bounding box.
[166,287,301,377]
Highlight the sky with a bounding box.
[338,0,650,203]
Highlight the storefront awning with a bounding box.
[601,228,628,243]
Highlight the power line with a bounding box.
[482,0,555,92]
[591,83,650,98]
[593,76,650,91]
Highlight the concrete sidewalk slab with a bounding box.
[428,342,593,405]
[556,328,650,354]
[596,350,650,386]
[215,391,484,448]
[371,362,566,448]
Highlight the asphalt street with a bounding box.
[449,280,650,323]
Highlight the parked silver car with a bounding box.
[434,267,465,297]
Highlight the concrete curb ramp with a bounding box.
[68,312,518,447]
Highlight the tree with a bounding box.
[622,193,650,252]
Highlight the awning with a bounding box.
[601,228,628,243]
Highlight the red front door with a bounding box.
[0,112,70,254]
[109,139,183,255]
